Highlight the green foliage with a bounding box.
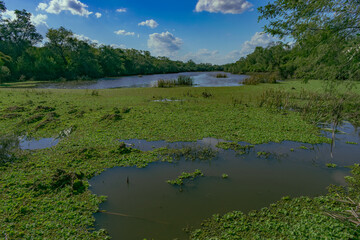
[156,76,193,88]
[243,72,278,85]
[326,163,337,168]
[167,169,204,186]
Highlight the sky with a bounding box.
[2,0,278,65]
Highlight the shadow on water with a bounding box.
[89,122,360,240]
[36,72,248,89]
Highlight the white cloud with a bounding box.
[110,44,126,49]
[73,34,100,45]
[195,0,252,14]
[114,29,135,36]
[2,10,16,21]
[180,49,241,65]
[181,49,220,64]
[239,32,275,56]
[37,3,48,11]
[138,19,159,29]
[178,32,277,65]
[2,11,48,27]
[148,31,183,57]
[31,14,48,27]
[95,12,102,18]
[116,8,127,13]
[37,0,93,17]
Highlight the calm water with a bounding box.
[20,137,58,150]
[37,72,247,89]
[89,123,360,240]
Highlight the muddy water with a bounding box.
[89,123,359,240]
[37,72,247,89]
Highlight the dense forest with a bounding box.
[225,0,360,84]
[0,1,221,83]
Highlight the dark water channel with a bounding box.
[89,123,360,240]
[37,72,247,89]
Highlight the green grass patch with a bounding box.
[0,80,359,239]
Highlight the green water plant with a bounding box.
[216,142,254,154]
[222,174,228,179]
[326,163,338,168]
[167,169,204,186]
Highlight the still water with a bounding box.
[37,72,247,89]
[89,123,359,240]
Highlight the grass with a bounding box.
[216,73,228,78]
[0,79,360,239]
[156,75,193,88]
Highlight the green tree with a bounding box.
[258,0,360,85]
[46,27,73,66]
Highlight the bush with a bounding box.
[243,72,279,85]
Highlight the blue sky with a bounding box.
[2,0,277,64]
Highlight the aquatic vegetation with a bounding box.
[346,141,358,145]
[326,163,338,168]
[216,142,254,154]
[156,76,193,88]
[257,151,272,158]
[0,80,358,239]
[167,169,204,186]
[221,173,228,179]
[216,73,228,78]
[157,146,217,163]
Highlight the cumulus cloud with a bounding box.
[148,32,183,57]
[2,11,48,27]
[195,0,252,14]
[110,43,126,49]
[73,33,100,45]
[239,32,275,55]
[37,3,48,11]
[31,14,48,27]
[114,29,135,36]
[95,12,102,18]
[116,8,127,13]
[181,49,220,63]
[178,33,277,65]
[2,10,16,21]
[37,0,93,17]
[138,19,159,29]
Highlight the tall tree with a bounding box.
[46,27,73,65]
[0,9,42,47]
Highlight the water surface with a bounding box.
[90,123,359,240]
[37,72,247,89]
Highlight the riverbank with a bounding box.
[0,80,359,239]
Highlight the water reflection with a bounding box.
[90,123,359,240]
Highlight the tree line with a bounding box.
[0,2,221,83]
[225,0,360,85]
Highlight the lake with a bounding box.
[37,72,248,89]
